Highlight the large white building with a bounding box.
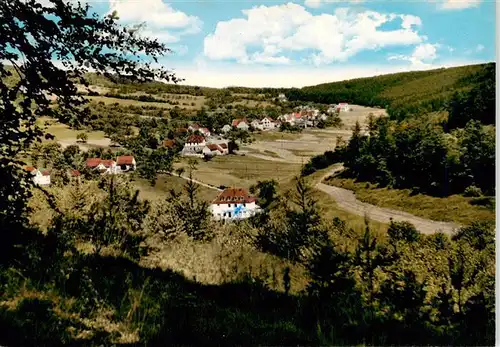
[211,188,261,221]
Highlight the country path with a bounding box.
[315,166,461,235]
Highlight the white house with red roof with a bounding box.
[210,188,261,221]
[182,134,206,157]
[260,116,276,130]
[116,155,136,172]
[336,103,349,112]
[202,143,224,157]
[85,158,118,175]
[26,166,51,186]
[232,118,249,131]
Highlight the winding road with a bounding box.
[316,166,460,235]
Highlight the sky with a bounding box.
[81,0,494,88]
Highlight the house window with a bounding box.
[223,213,226,217]
[228,204,231,208]
[228,212,232,218]
[243,203,246,207]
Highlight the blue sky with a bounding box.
[83,0,495,87]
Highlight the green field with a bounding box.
[134,174,219,202]
[36,116,106,141]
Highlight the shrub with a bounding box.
[463,185,482,197]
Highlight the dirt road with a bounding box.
[316,167,460,235]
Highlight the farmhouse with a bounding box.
[85,158,118,175]
[202,143,224,158]
[232,118,249,131]
[181,134,206,157]
[116,155,136,172]
[218,143,229,155]
[251,119,261,130]
[210,188,261,221]
[260,116,276,130]
[26,166,51,186]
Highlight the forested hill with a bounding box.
[286,62,495,123]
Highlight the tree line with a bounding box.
[303,115,495,198]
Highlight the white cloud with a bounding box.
[304,0,364,8]
[204,4,424,66]
[475,44,485,52]
[439,0,481,10]
[108,0,202,43]
[388,43,439,68]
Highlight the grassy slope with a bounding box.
[325,177,495,226]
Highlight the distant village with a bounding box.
[25,102,350,222]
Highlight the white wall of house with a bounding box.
[117,158,136,172]
[32,171,51,186]
[237,122,249,131]
[210,201,258,221]
[261,118,275,130]
[96,163,118,175]
[221,125,231,133]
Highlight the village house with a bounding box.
[202,143,223,158]
[277,93,288,102]
[188,124,200,132]
[181,134,206,157]
[337,103,349,112]
[250,119,262,130]
[85,158,118,175]
[232,118,249,131]
[279,112,301,126]
[221,124,232,134]
[210,187,261,221]
[260,116,276,130]
[218,143,229,155]
[68,169,81,183]
[116,155,136,172]
[26,166,51,186]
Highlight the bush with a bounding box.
[463,185,482,197]
[301,151,341,176]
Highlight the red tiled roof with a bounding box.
[219,143,228,149]
[201,128,210,134]
[69,169,81,177]
[232,118,248,127]
[25,166,36,172]
[212,188,256,204]
[86,158,101,168]
[206,144,221,152]
[294,112,301,118]
[116,155,134,165]
[40,169,50,176]
[101,160,115,168]
[186,134,205,144]
[262,116,274,122]
[163,139,176,148]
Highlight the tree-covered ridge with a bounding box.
[286,63,495,122]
